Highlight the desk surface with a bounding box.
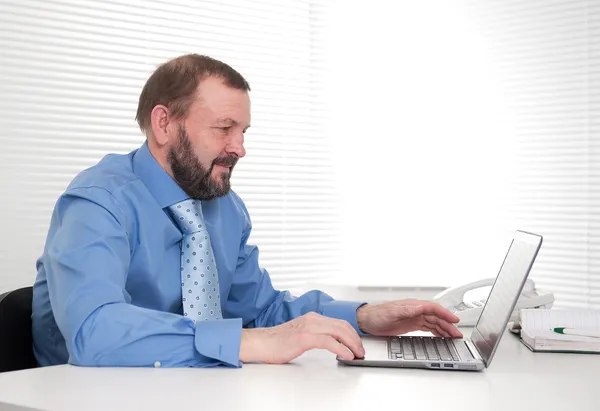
[0,330,597,411]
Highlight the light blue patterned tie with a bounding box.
[168,199,223,322]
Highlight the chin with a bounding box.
[211,171,226,181]
[212,168,230,179]
[211,173,230,188]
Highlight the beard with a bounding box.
[167,125,238,200]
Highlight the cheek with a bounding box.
[194,149,212,166]
[191,139,221,167]
[184,125,226,166]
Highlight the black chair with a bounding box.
[0,286,38,372]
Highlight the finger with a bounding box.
[446,323,463,338]
[311,317,365,358]
[310,335,355,360]
[429,318,455,337]
[424,320,450,337]
[421,324,442,337]
[435,324,451,338]
[424,315,463,338]
[435,319,463,338]
[419,302,460,323]
[328,319,365,358]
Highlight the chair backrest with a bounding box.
[0,286,38,372]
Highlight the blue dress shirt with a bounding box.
[32,142,364,368]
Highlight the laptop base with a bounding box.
[337,336,485,371]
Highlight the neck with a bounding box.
[147,138,175,179]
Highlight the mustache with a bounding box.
[212,156,238,168]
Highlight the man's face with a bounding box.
[167,77,251,200]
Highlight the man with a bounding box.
[32,54,461,368]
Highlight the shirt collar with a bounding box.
[132,141,189,209]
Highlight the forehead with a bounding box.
[189,76,251,125]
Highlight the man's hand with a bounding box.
[356,299,463,338]
[239,312,365,364]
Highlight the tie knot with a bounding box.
[168,199,206,234]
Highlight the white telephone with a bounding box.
[432,278,554,326]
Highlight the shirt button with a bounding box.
[154,361,161,368]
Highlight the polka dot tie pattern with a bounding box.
[168,199,223,322]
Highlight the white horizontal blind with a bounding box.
[324,0,599,309]
[0,0,340,293]
[325,0,516,289]
[468,0,600,309]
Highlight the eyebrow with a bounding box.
[215,117,238,126]
[214,117,251,129]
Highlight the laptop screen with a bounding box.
[471,231,542,366]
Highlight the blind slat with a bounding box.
[0,0,337,292]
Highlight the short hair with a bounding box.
[135,54,251,133]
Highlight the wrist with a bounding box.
[239,329,258,363]
[240,328,271,363]
[356,303,370,334]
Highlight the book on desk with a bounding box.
[518,308,600,354]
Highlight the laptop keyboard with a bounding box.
[389,336,473,361]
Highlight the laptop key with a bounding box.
[423,338,440,360]
[402,338,415,360]
[446,340,460,361]
[413,338,427,360]
[390,338,401,352]
[434,339,453,361]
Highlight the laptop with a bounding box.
[337,230,543,371]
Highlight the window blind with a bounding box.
[467,0,600,309]
[0,0,340,293]
[324,0,598,310]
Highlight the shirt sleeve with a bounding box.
[226,194,367,332]
[44,187,242,368]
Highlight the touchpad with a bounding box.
[362,339,388,359]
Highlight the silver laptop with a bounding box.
[337,230,543,371]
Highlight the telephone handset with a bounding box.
[432,278,555,326]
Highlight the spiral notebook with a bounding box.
[519,309,600,354]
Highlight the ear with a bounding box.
[150,104,172,147]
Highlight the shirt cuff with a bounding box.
[321,300,368,336]
[194,318,243,367]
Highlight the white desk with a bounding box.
[0,330,597,411]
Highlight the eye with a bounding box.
[219,127,231,133]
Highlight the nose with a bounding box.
[226,132,246,158]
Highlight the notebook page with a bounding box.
[521,309,600,331]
